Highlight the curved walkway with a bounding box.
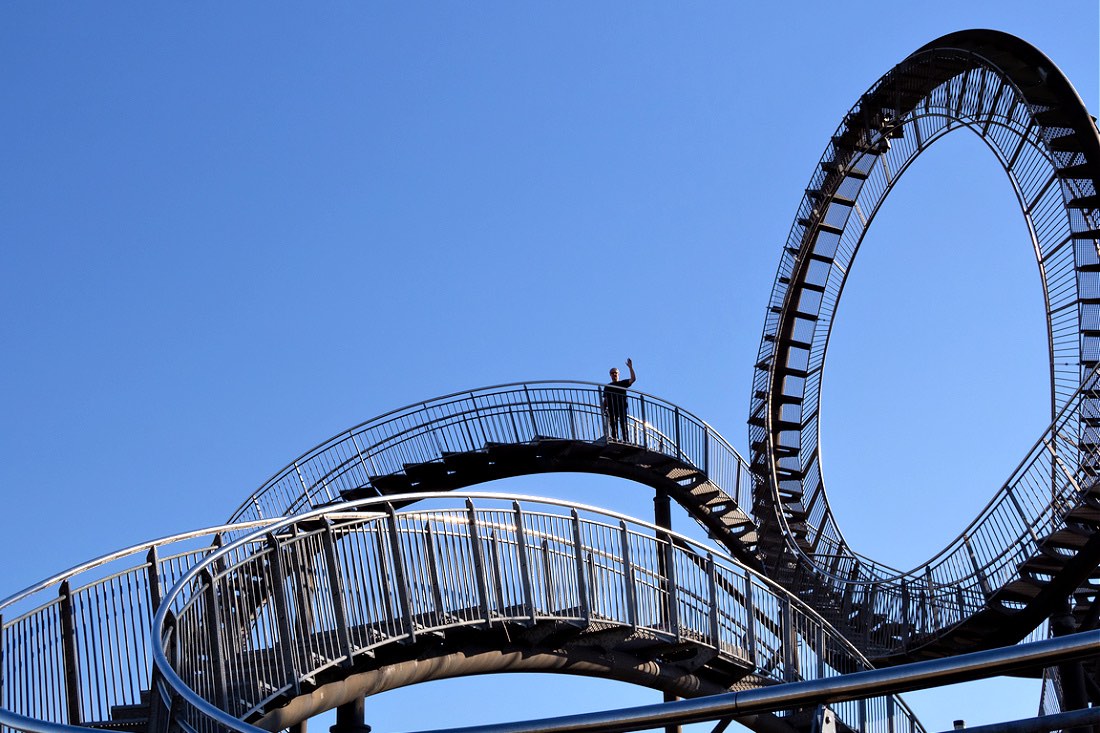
[152,493,923,733]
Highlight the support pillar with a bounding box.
[331,697,371,733]
[1050,606,1089,733]
[653,488,682,733]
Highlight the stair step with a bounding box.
[993,580,1044,602]
[1071,229,1100,241]
[1057,163,1094,179]
[821,161,871,180]
[369,474,413,493]
[402,461,450,483]
[1033,107,1076,127]
[1018,554,1068,576]
[1069,194,1100,210]
[1049,133,1085,152]
[440,450,491,472]
[806,189,857,208]
[1064,503,1100,526]
[1039,526,1092,550]
[799,218,845,237]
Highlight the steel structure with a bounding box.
[1,28,1097,733]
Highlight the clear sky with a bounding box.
[1,3,1097,733]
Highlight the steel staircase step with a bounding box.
[402,461,450,484]
[821,161,871,180]
[1069,194,1100,210]
[1070,229,1100,241]
[1039,526,1092,550]
[1018,553,1069,576]
[1049,133,1086,152]
[1064,503,1100,526]
[806,189,857,207]
[369,473,414,493]
[1056,163,1094,179]
[440,450,491,472]
[799,218,845,237]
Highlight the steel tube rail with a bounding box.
[151,492,923,733]
[929,708,1100,733]
[402,631,1100,733]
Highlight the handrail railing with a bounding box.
[769,364,1100,652]
[226,381,755,529]
[153,492,925,733]
[0,520,276,731]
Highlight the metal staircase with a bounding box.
[2,27,1099,733]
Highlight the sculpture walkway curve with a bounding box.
[748,29,1100,669]
[1,27,1097,733]
[149,494,924,733]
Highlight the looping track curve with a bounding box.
[749,29,1100,662]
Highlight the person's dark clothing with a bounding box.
[604,378,634,441]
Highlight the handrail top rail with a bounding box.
[0,518,277,615]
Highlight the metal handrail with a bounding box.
[0,520,277,730]
[225,381,755,528]
[152,492,925,733]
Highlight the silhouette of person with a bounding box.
[603,358,637,442]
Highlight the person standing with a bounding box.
[603,358,637,442]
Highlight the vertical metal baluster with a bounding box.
[619,522,637,631]
[639,395,649,450]
[665,542,680,642]
[466,500,492,626]
[321,524,354,668]
[781,596,796,682]
[0,612,5,714]
[489,531,506,617]
[541,540,555,613]
[385,507,416,643]
[512,503,536,624]
[266,535,301,696]
[706,554,720,650]
[58,581,82,725]
[586,552,598,618]
[744,577,758,661]
[571,511,589,625]
[423,523,446,625]
[674,407,683,461]
[373,528,396,629]
[200,571,230,712]
[523,385,538,438]
[146,546,162,616]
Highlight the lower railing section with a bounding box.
[152,493,925,733]
[0,522,274,733]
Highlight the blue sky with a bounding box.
[1,3,1097,732]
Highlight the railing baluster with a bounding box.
[199,571,230,712]
[423,522,446,624]
[321,523,354,668]
[266,535,301,696]
[571,510,589,625]
[489,531,506,616]
[619,521,637,631]
[706,553,720,650]
[744,577,758,660]
[513,503,536,624]
[386,506,416,643]
[58,581,82,725]
[467,500,492,625]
